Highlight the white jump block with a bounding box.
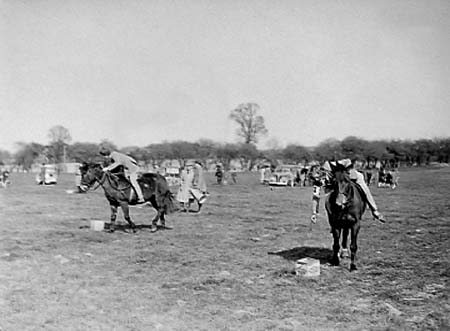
[90,220,105,231]
[295,258,320,277]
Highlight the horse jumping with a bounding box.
[80,163,175,233]
[325,163,366,271]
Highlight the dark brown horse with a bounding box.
[80,163,175,233]
[325,163,366,271]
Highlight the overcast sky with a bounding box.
[1,0,449,152]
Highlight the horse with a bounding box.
[325,163,366,271]
[80,163,175,233]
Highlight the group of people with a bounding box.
[215,165,238,185]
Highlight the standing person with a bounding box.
[260,167,266,184]
[39,163,46,185]
[215,164,224,184]
[230,168,238,184]
[191,160,207,205]
[176,166,194,212]
[99,146,146,205]
[75,163,85,193]
[310,159,386,224]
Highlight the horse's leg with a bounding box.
[109,204,118,233]
[349,222,360,271]
[159,210,173,230]
[340,227,350,258]
[330,227,341,266]
[150,209,160,232]
[120,202,137,233]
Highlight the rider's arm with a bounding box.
[103,152,122,171]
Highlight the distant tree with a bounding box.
[230,103,268,144]
[364,140,387,161]
[282,144,310,164]
[237,143,260,170]
[435,138,450,163]
[261,148,282,166]
[215,143,240,170]
[98,139,118,153]
[68,142,102,163]
[313,138,343,161]
[340,136,368,160]
[196,139,216,160]
[0,149,12,165]
[414,139,435,165]
[145,143,170,164]
[120,146,151,163]
[47,125,72,163]
[14,142,45,170]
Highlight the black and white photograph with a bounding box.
[1,0,449,330]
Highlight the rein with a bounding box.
[90,181,101,191]
[334,171,355,206]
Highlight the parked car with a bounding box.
[269,166,297,187]
[36,164,58,185]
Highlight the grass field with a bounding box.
[0,168,449,331]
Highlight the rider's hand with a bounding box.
[102,167,108,172]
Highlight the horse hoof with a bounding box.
[350,264,357,272]
[331,257,340,266]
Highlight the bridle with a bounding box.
[334,170,353,208]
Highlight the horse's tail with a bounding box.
[161,190,175,214]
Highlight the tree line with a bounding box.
[1,104,450,170]
[2,134,450,171]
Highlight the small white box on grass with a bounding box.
[90,220,105,231]
[295,258,320,277]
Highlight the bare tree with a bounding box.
[47,125,72,163]
[230,103,268,144]
[48,125,71,144]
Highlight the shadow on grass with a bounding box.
[268,246,332,264]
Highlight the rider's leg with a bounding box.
[311,185,321,223]
[129,172,145,202]
[350,169,385,222]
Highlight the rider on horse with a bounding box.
[311,158,386,224]
[99,146,146,205]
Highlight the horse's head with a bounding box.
[80,163,103,189]
[330,162,352,208]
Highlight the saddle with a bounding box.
[108,170,140,203]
